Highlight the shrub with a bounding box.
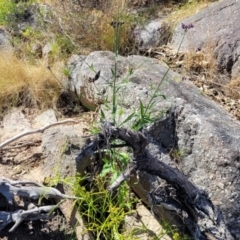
[0,0,15,25]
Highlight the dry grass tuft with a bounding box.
[37,0,140,55]
[167,0,215,27]
[0,52,62,114]
[183,49,217,78]
[226,77,240,100]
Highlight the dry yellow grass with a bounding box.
[33,0,137,55]
[226,77,240,99]
[167,0,215,27]
[91,1,135,53]
[183,49,217,78]
[0,52,62,114]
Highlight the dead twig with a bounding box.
[0,120,78,150]
[0,205,56,232]
[0,178,78,205]
[0,178,78,233]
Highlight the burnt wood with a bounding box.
[76,121,234,240]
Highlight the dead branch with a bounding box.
[77,121,234,240]
[0,119,78,150]
[0,205,55,232]
[0,178,77,205]
[0,178,78,233]
[108,163,136,193]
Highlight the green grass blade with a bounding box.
[100,109,106,120]
[118,111,135,127]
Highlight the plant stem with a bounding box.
[140,30,187,125]
[112,9,121,125]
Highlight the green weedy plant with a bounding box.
[100,151,130,183]
[4,1,35,30]
[62,66,71,77]
[0,0,15,25]
[49,175,137,240]
[162,221,192,240]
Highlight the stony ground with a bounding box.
[0,109,171,240]
[0,110,80,240]
[1,2,240,238]
[1,51,239,240]
[0,144,76,240]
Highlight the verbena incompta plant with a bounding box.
[55,12,194,240]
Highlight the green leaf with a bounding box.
[118,108,123,116]
[118,152,129,166]
[105,105,111,110]
[140,100,144,118]
[89,64,94,71]
[118,152,129,160]
[100,164,112,177]
[100,109,106,120]
[118,111,136,127]
[129,68,134,75]
[100,158,112,177]
[149,100,156,109]
[111,68,116,77]
[110,172,119,183]
[116,82,129,88]
[89,126,101,134]
[154,93,166,99]
[115,86,121,93]
[112,97,118,115]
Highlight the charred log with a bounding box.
[76,121,234,240]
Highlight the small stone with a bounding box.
[231,192,238,199]
[225,189,230,195]
[217,182,224,189]
[209,174,214,180]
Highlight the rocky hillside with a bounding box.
[0,0,240,239]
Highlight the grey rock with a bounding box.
[42,42,52,58]
[144,81,240,239]
[40,123,97,240]
[134,19,170,50]
[6,3,50,36]
[68,51,180,120]
[171,0,240,74]
[69,50,240,238]
[0,28,11,51]
[33,109,57,128]
[2,109,31,139]
[41,125,89,179]
[68,51,127,110]
[31,43,42,57]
